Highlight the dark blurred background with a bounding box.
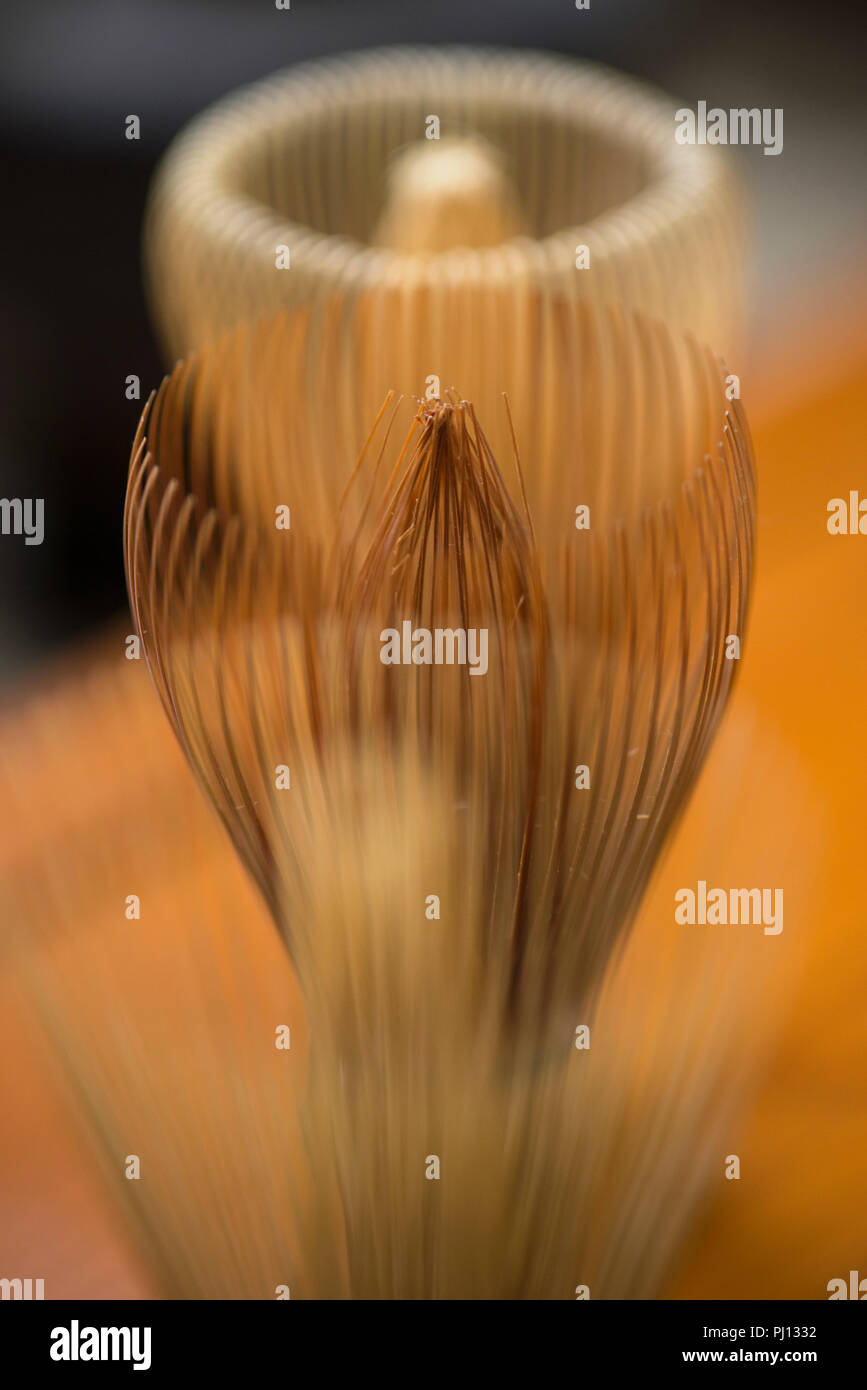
[0,0,863,688]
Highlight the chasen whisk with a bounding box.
[3,44,768,1301]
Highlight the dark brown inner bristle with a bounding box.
[345,392,543,640]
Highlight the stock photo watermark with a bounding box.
[380,622,489,676]
[675,102,784,156]
[0,497,44,545]
[675,881,784,934]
